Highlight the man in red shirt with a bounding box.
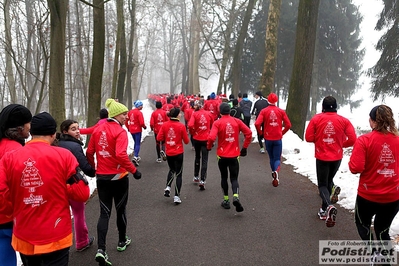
[306,96,356,227]
[150,101,169,162]
[0,112,90,266]
[207,103,252,212]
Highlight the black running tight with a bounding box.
[217,156,240,196]
[166,153,184,196]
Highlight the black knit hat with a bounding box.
[0,104,32,139]
[322,96,337,112]
[255,91,263,97]
[220,102,231,115]
[30,112,57,136]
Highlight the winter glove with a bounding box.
[133,170,142,180]
[67,168,89,185]
[240,148,247,157]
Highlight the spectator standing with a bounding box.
[188,100,214,190]
[349,105,399,244]
[157,108,189,204]
[0,112,90,266]
[207,103,252,212]
[87,99,142,266]
[255,93,291,187]
[305,96,356,227]
[0,104,32,266]
[239,93,252,128]
[126,100,147,166]
[150,101,169,163]
[57,120,96,251]
[251,91,269,153]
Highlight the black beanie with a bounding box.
[322,96,337,112]
[0,104,32,129]
[220,102,231,115]
[156,101,162,109]
[255,91,263,97]
[30,112,57,136]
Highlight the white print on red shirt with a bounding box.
[167,127,176,146]
[21,158,45,207]
[225,123,235,143]
[269,111,278,127]
[198,114,208,131]
[323,121,336,144]
[98,131,111,157]
[157,114,164,126]
[377,142,396,177]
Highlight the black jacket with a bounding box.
[252,98,269,118]
[58,134,96,177]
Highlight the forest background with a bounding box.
[0,0,398,139]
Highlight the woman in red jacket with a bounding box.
[349,105,399,244]
[157,108,189,204]
[150,101,169,162]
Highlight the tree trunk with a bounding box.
[258,0,282,96]
[125,0,136,109]
[231,0,256,96]
[87,0,105,130]
[4,0,16,103]
[188,0,201,95]
[286,0,320,139]
[116,0,127,103]
[216,0,236,95]
[47,0,68,124]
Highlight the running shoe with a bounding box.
[95,249,112,266]
[136,156,141,162]
[259,148,265,154]
[221,200,231,209]
[77,236,95,252]
[272,171,279,187]
[174,196,181,204]
[325,205,337,227]
[160,150,167,161]
[164,186,171,197]
[156,158,162,163]
[117,236,131,252]
[193,176,200,183]
[199,180,206,190]
[330,185,341,204]
[132,157,139,166]
[318,208,327,220]
[233,197,244,212]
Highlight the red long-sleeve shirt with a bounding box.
[188,109,214,141]
[255,105,291,141]
[305,112,356,161]
[126,109,146,134]
[157,119,189,156]
[150,109,169,135]
[207,115,252,158]
[349,130,399,203]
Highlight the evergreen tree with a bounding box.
[368,0,399,100]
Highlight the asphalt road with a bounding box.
[69,131,361,266]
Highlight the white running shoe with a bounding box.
[174,196,181,204]
[193,176,200,183]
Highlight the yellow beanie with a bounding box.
[105,98,128,118]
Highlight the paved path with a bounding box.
[69,132,360,266]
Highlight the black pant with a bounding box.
[154,133,164,159]
[96,177,129,250]
[316,159,341,210]
[218,157,240,196]
[355,195,399,242]
[20,247,69,266]
[243,116,251,128]
[166,153,184,196]
[193,139,209,181]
